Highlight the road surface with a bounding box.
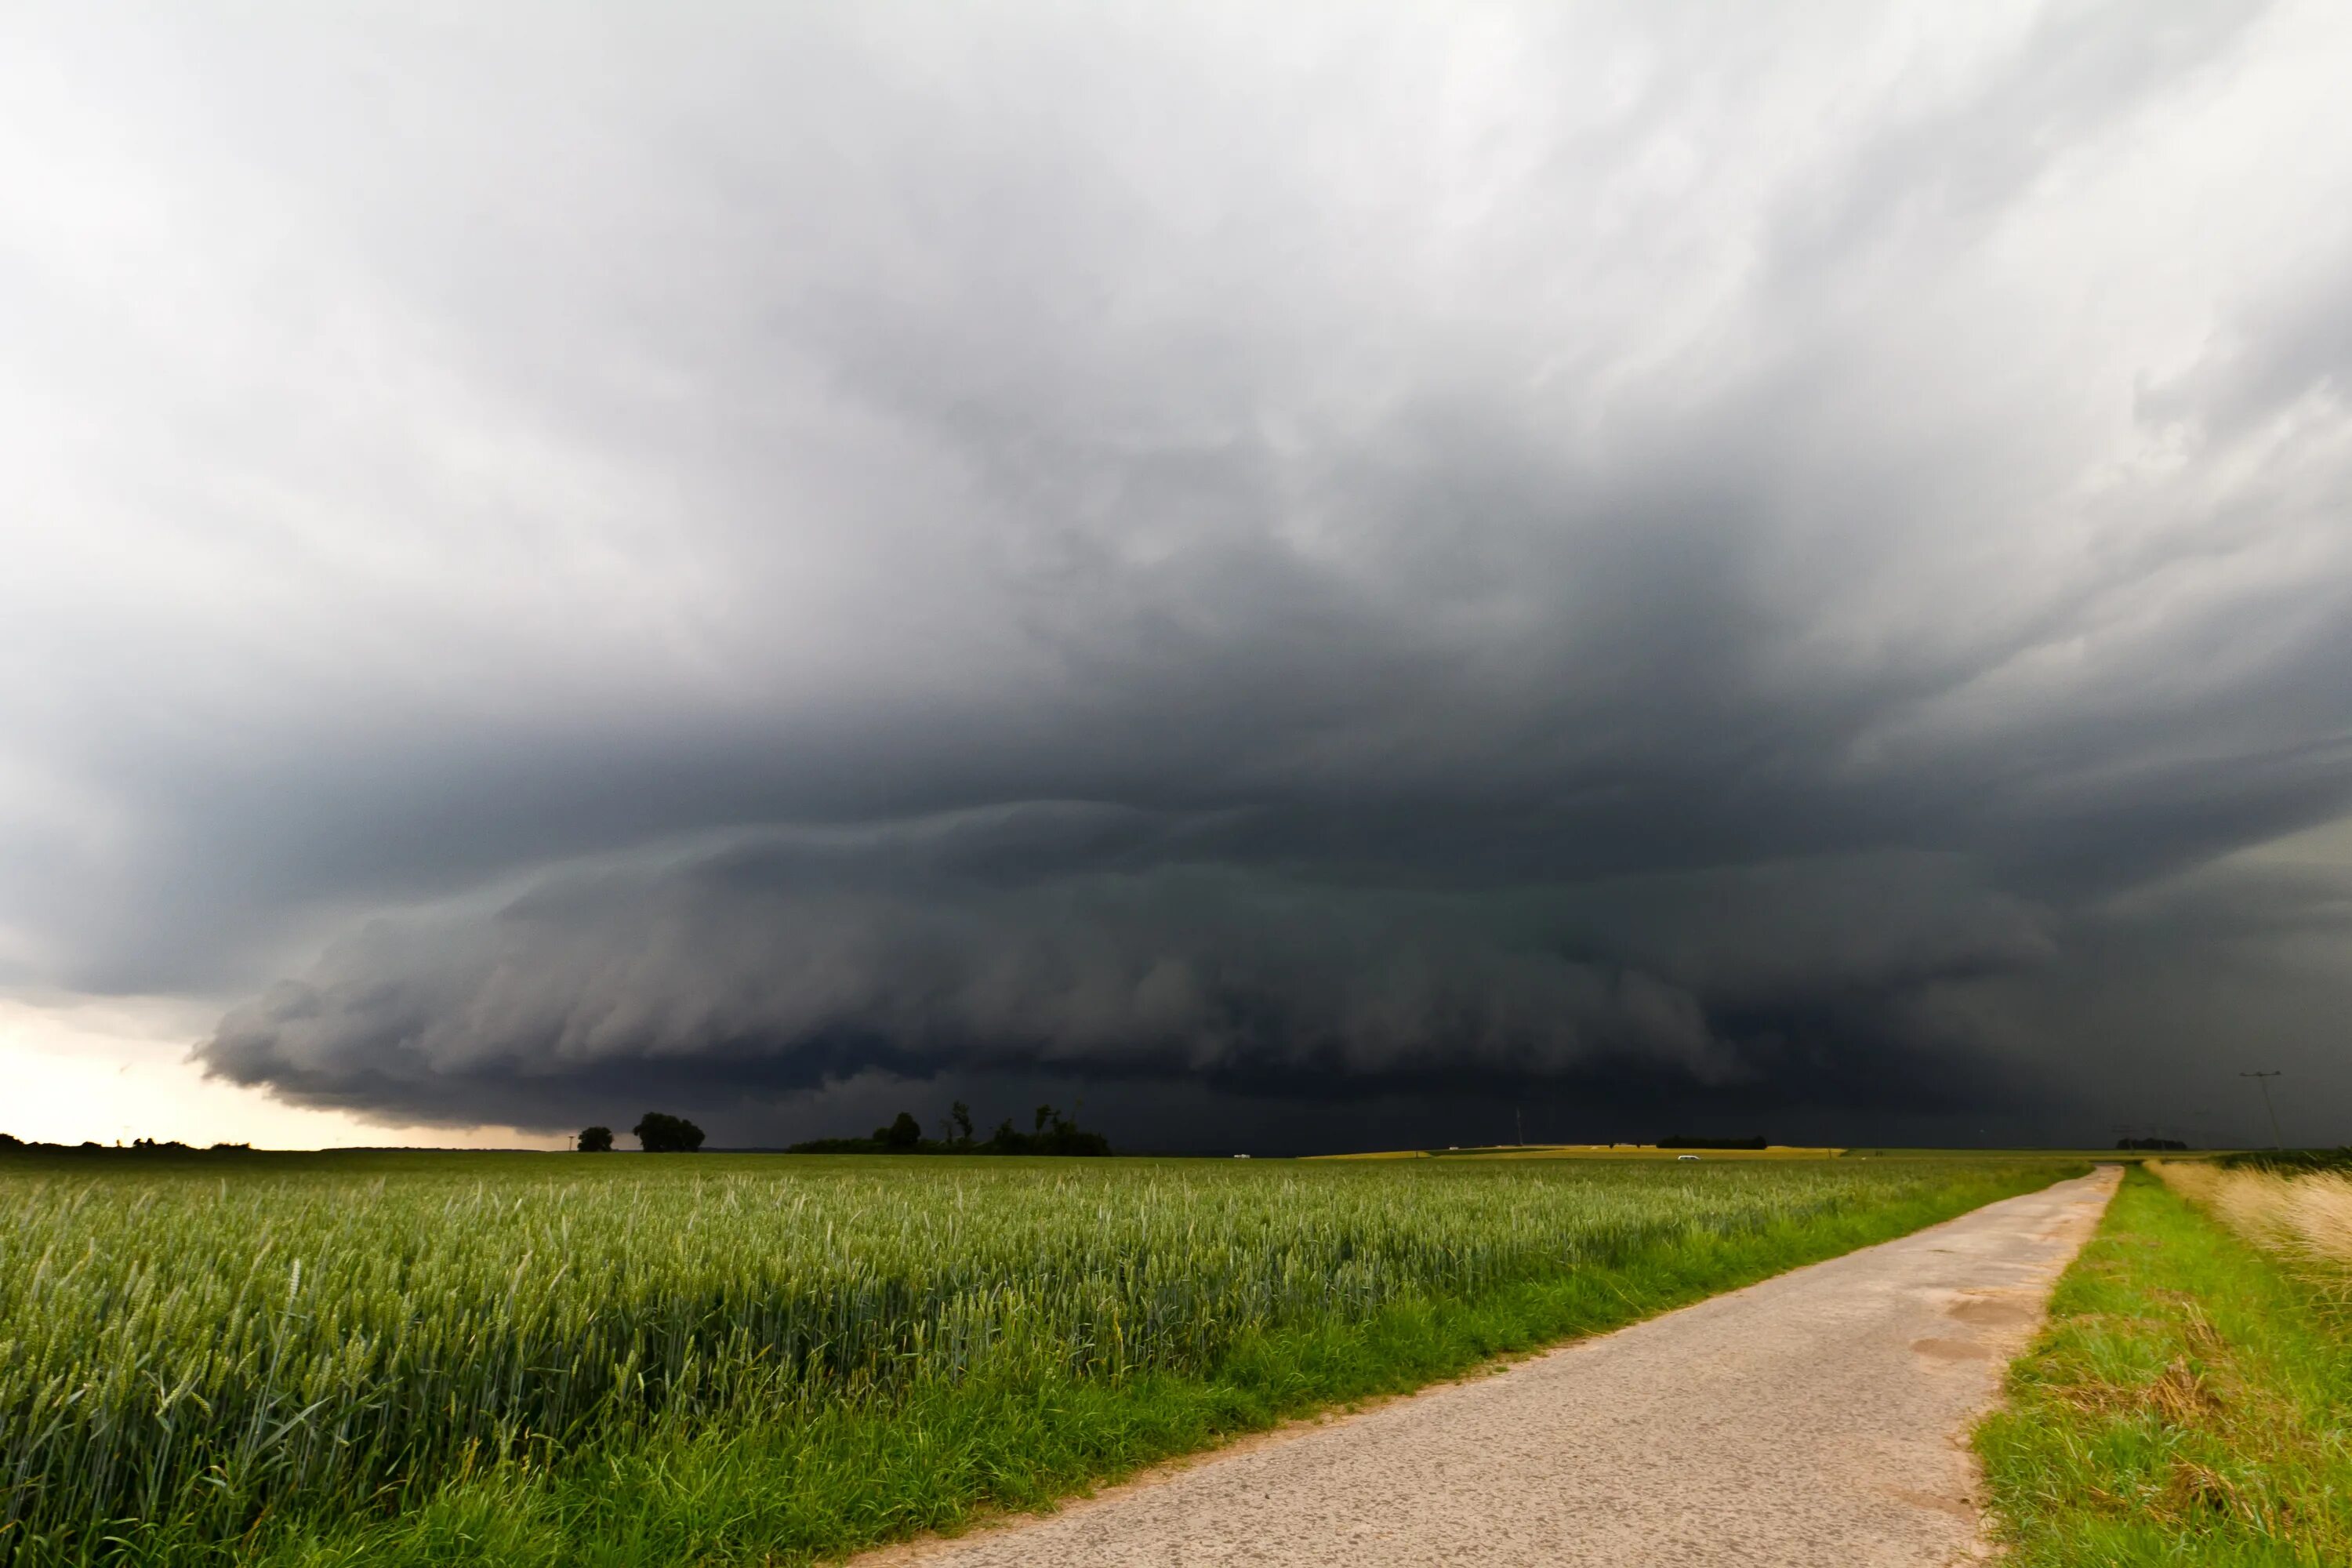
[858,1166,2119,1568]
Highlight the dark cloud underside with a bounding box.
[5,0,2352,1146]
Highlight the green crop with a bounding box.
[2,1151,2041,1564]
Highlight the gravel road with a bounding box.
[858,1166,2119,1568]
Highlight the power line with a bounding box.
[2240,1071,2285,1149]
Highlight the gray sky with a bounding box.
[5,0,2351,1149]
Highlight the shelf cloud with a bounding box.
[8,0,2352,1146]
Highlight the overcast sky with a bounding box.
[5,0,2350,1151]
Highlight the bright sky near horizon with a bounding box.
[0,998,562,1148]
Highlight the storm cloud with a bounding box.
[9,0,2352,1147]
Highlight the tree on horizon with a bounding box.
[633,1112,705,1152]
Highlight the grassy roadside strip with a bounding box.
[1976,1167,2352,1566]
[239,1163,2068,1568]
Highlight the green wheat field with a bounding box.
[0,1151,2063,1567]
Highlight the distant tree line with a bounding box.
[574,1104,1110,1155]
[2114,1136,2188,1151]
[1657,1134,1769,1150]
[575,1114,705,1152]
[0,1134,252,1155]
[786,1101,1112,1156]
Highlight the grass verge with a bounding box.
[1977,1166,2352,1566]
[235,1163,2061,1568]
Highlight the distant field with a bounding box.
[1314,1144,2201,1163]
[1,1150,2069,1566]
[1313,1143,1846,1160]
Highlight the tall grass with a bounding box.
[1978,1167,2352,1564]
[2153,1160,2352,1272]
[2,1152,2045,1565]
[2153,1159,2352,1326]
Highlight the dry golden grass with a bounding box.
[2153,1159,2352,1288]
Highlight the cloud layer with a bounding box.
[8,0,2352,1145]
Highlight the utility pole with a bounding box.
[2240,1071,2285,1149]
[1516,1105,1526,1147]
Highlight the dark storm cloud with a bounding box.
[5,0,2352,1144]
[203,810,2063,1141]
